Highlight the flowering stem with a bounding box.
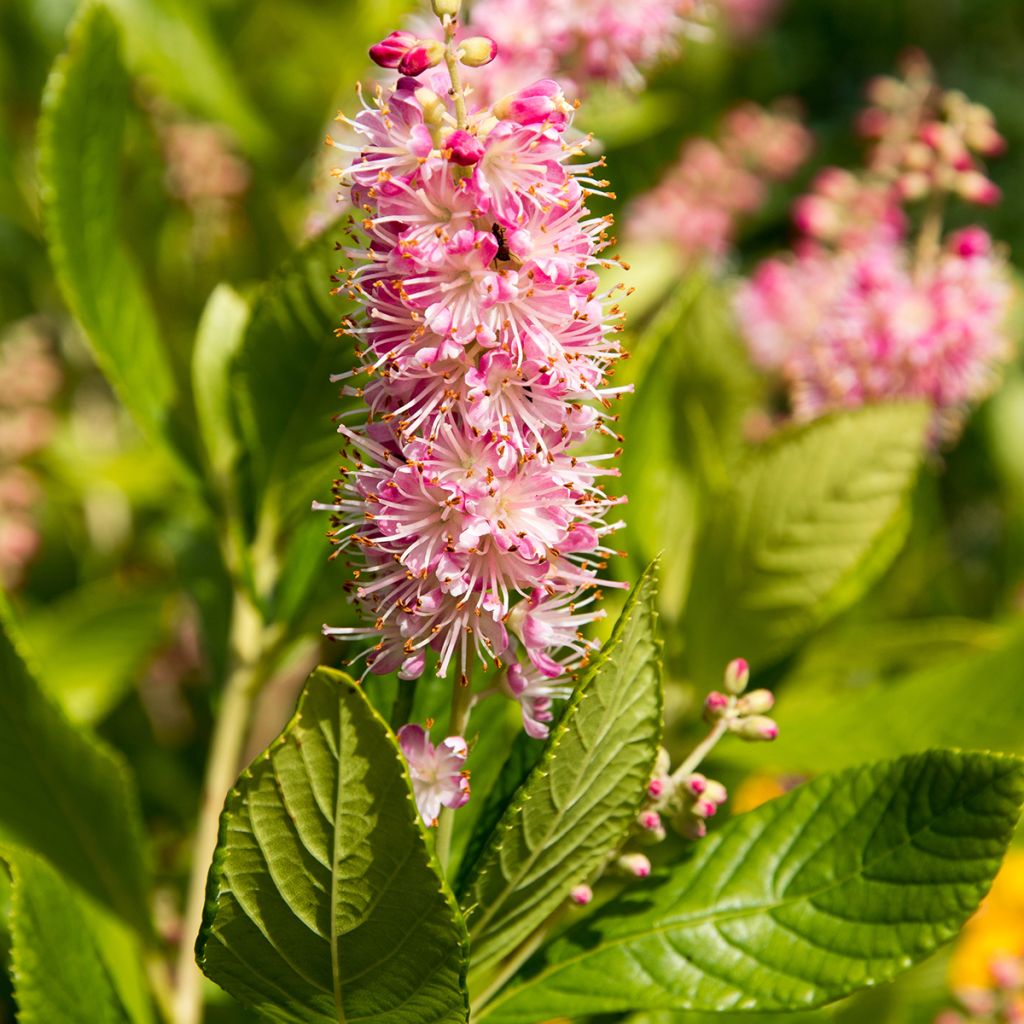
[441,18,468,130]
[435,667,475,873]
[669,705,733,787]
[914,188,947,276]
[172,589,281,1024]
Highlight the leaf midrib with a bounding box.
[469,625,652,946]
[481,762,1013,1016]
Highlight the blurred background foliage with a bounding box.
[2,0,1024,1021]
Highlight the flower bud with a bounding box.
[444,128,485,166]
[723,657,749,695]
[955,170,1001,205]
[703,779,728,806]
[736,689,775,716]
[647,778,664,799]
[570,884,593,906]
[730,715,779,742]
[636,810,666,844]
[898,171,931,201]
[494,80,571,126]
[682,772,707,797]
[431,0,461,16]
[616,852,652,878]
[369,30,418,69]
[398,39,446,77]
[675,815,707,841]
[458,36,498,67]
[415,87,447,127]
[703,690,730,720]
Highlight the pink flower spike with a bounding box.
[445,129,485,166]
[397,724,471,827]
[369,30,417,69]
[570,884,593,906]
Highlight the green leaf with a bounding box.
[233,224,355,620]
[621,278,755,624]
[685,402,928,686]
[103,0,271,156]
[0,602,150,934]
[462,562,663,980]
[193,283,250,492]
[38,5,194,473]
[197,668,469,1024]
[5,847,132,1024]
[478,750,1024,1022]
[236,224,349,524]
[725,626,1024,777]
[18,580,168,726]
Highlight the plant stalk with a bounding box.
[171,589,273,1024]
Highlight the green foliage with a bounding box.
[0,603,150,934]
[478,750,1024,1022]
[461,563,663,981]
[197,668,469,1024]
[37,5,196,474]
[726,625,1024,776]
[18,580,168,726]
[685,402,929,685]
[5,847,133,1024]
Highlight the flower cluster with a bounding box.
[565,658,778,902]
[735,54,1014,441]
[318,15,629,818]
[627,102,812,267]
[459,0,710,102]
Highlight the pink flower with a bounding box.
[320,53,628,734]
[397,724,471,826]
[369,30,418,69]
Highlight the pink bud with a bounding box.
[494,80,570,126]
[948,226,991,258]
[704,690,730,719]
[731,715,779,742]
[369,30,417,69]
[676,816,707,841]
[570,884,593,906]
[723,657,750,695]
[647,778,664,799]
[683,773,707,797]
[736,689,775,716]
[445,129,484,166]
[692,798,718,819]
[398,39,445,77]
[458,36,498,68]
[898,171,931,201]
[639,811,662,832]
[956,170,1001,205]
[703,779,728,806]
[617,852,652,878]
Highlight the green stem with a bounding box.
[914,188,947,278]
[669,707,732,788]
[435,668,475,873]
[441,19,468,130]
[389,678,417,732]
[171,589,277,1024]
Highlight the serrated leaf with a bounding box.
[462,563,663,980]
[197,668,469,1024]
[237,224,350,524]
[5,847,132,1024]
[478,750,1024,1022]
[685,402,928,686]
[725,626,1024,776]
[38,5,194,473]
[0,602,150,934]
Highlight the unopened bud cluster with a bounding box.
[369,28,497,77]
[565,658,779,906]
